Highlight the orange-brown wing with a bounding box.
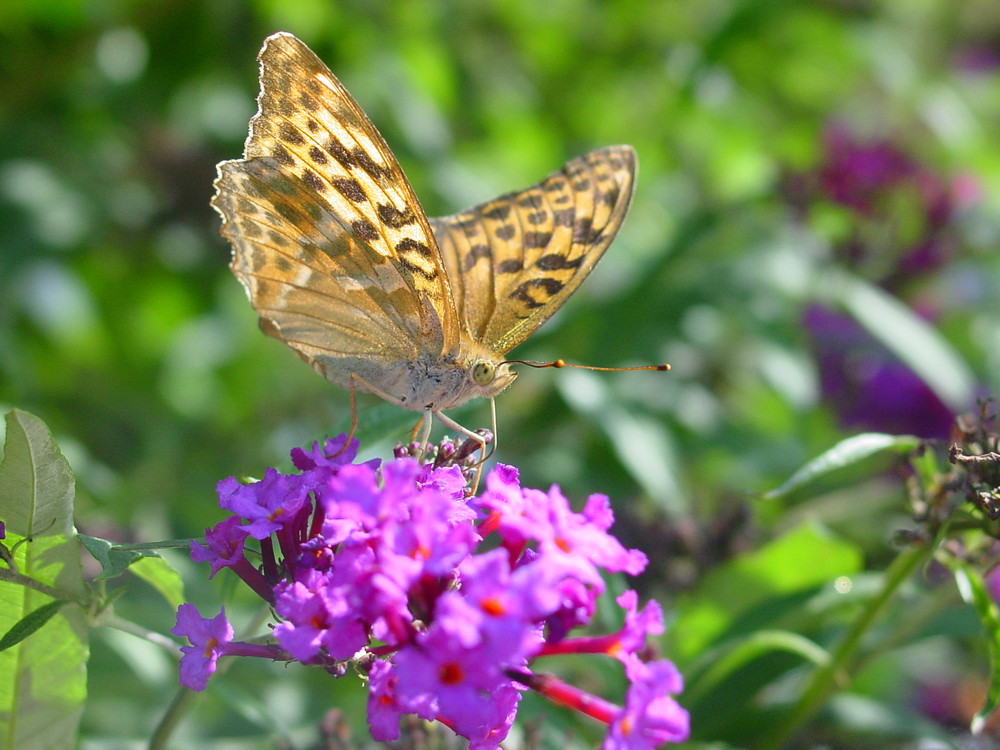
[213,32,460,377]
[429,146,636,355]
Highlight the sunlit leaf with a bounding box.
[0,410,87,750]
[764,433,920,500]
[953,566,1000,732]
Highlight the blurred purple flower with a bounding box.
[787,123,976,293]
[804,305,954,439]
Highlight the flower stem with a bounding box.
[762,542,932,749]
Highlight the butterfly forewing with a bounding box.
[429,145,636,355]
[219,32,460,358]
[215,157,423,367]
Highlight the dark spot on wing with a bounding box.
[302,170,325,193]
[352,148,387,180]
[272,144,294,167]
[308,146,328,165]
[552,208,575,226]
[523,232,552,249]
[326,137,354,168]
[573,217,603,244]
[484,205,512,221]
[463,243,491,272]
[536,254,583,270]
[352,219,380,241]
[278,122,305,145]
[332,177,366,202]
[454,216,481,234]
[495,225,516,241]
[510,278,564,309]
[497,259,523,274]
[299,92,318,113]
[378,203,416,228]
[396,238,433,258]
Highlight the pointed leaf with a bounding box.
[0,409,88,750]
[764,433,920,500]
[78,534,160,581]
[0,601,67,652]
[953,566,1000,732]
[130,556,186,611]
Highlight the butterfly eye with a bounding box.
[471,361,496,386]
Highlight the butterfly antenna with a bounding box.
[505,358,670,373]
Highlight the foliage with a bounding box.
[5,0,1000,747]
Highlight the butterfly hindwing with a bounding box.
[429,145,636,355]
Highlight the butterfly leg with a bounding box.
[434,409,491,494]
[416,408,433,458]
[347,372,433,458]
[328,376,362,458]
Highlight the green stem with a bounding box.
[148,688,198,750]
[102,613,180,654]
[0,566,83,603]
[762,543,932,750]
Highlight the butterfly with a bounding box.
[212,32,638,470]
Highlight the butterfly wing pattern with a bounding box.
[430,145,636,355]
[212,32,637,448]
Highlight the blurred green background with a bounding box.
[5,0,1000,746]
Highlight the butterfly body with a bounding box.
[306,342,515,413]
[212,32,636,446]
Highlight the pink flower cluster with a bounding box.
[174,436,688,748]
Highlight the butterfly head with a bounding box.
[458,354,517,404]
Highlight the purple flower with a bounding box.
[804,305,955,439]
[218,468,309,539]
[290,434,372,472]
[815,124,964,284]
[478,467,648,576]
[189,516,248,577]
[986,565,1000,605]
[603,656,689,749]
[272,569,369,662]
[367,659,404,741]
[183,436,686,746]
[393,608,522,747]
[171,603,233,691]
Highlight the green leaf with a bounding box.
[671,521,863,663]
[78,534,160,581]
[130,556,186,611]
[953,566,1000,732]
[0,601,67,652]
[0,409,76,538]
[764,432,920,500]
[684,629,831,703]
[0,409,88,750]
